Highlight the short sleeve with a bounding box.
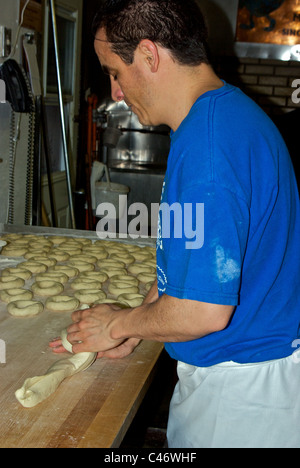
[156,182,250,306]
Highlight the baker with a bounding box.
[50,0,300,448]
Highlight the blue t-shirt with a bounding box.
[156,82,300,367]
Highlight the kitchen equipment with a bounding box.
[97,99,170,170]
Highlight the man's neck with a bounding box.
[164,64,224,132]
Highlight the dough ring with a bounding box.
[108,281,139,296]
[7,300,44,317]
[130,250,153,262]
[80,271,108,283]
[128,264,156,276]
[49,265,79,279]
[67,260,95,273]
[29,256,57,268]
[2,267,32,281]
[32,281,64,297]
[47,235,68,245]
[15,329,96,408]
[100,268,128,278]
[1,288,33,303]
[35,271,69,284]
[74,289,107,304]
[117,293,145,308]
[97,259,125,270]
[110,253,135,265]
[110,274,139,286]
[1,246,28,257]
[82,248,108,260]
[69,255,97,265]
[47,251,70,262]
[137,272,156,284]
[70,278,102,291]
[0,276,25,290]
[45,296,80,312]
[18,261,48,274]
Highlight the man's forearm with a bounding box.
[111,294,234,344]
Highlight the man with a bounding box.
[50,0,300,448]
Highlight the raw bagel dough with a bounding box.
[29,256,57,268]
[7,300,44,317]
[15,329,96,408]
[70,278,102,291]
[74,289,107,304]
[117,293,145,308]
[35,271,69,284]
[80,271,108,283]
[1,246,28,257]
[45,296,80,312]
[110,253,135,265]
[45,295,80,312]
[2,267,32,281]
[67,260,95,273]
[82,248,108,260]
[32,281,64,297]
[128,264,156,276]
[49,265,79,279]
[137,272,156,284]
[110,274,139,286]
[48,251,70,262]
[69,254,97,265]
[18,261,48,274]
[0,276,25,290]
[108,281,139,296]
[1,288,33,303]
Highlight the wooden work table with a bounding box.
[0,304,164,448]
[0,225,164,448]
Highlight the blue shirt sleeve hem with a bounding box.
[164,284,239,306]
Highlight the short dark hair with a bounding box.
[92,0,210,66]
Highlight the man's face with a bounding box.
[94,29,158,126]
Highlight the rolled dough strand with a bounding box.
[15,329,96,408]
[70,278,102,291]
[29,256,57,268]
[49,265,79,279]
[1,246,28,257]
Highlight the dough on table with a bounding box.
[74,289,107,304]
[15,329,97,408]
[18,261,48,274]
[2,267,32,281]
[7,300,44,317]
[0,276,25,290]
[32,281,64,297]
[45,295,80,312]
[1,288,33,303]
[117,293,145,308]
[70,277,102,291]
[108,281,139,297]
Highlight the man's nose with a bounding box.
[111,78,124,102]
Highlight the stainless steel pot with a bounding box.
[97,100,171,170]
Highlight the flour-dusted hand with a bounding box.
[66,304,126,354]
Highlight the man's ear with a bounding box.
[138,39,159,73]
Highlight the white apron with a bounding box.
[167,350,300,448]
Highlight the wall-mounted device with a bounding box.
[0,26,12,58]
[0,59,32,113]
